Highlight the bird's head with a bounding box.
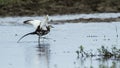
[48,24,54,28]
[46,24,54,31]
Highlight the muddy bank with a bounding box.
[0,0,120,16]
[49,17,120,23]
[0,13,120,25]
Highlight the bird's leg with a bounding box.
[42,36,45,44]
[38,35,41,46]
[38,36,40,44]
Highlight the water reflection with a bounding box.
[98,58,120,68]
[75,57,120,68]
[37,43,50,68]
[21,40,120,68]
[24,43,50,68]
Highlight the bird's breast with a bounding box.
[36,30,50,36]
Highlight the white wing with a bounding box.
[24,15,49,30]
[40,15,49,30]
[29,20,41,29]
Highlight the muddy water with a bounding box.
[0,14,120,68]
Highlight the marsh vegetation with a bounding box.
[76,45,120,60]
[0,0,120,16]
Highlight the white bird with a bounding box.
[17,15,52,43]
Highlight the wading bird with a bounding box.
[17,15,52,44]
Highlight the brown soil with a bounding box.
[0,0,120,16]
[49,17,120,24]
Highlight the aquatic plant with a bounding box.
[76,45,95,58]
[97,46,113,59]
[76,45,120,60]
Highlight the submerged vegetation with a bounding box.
[0,0,120,16]
[76,45,120,60]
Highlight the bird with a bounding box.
[17,15,53,43]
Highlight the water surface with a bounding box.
[0,14,120,68]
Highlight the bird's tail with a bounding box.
[17,32,36,43]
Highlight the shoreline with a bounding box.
[0,13,120,25]
[49,17,120,24]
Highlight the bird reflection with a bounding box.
[24,42,51,68]
[37,43,50,55]
[36,43,50,68]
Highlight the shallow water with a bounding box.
[0,14,120,68]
